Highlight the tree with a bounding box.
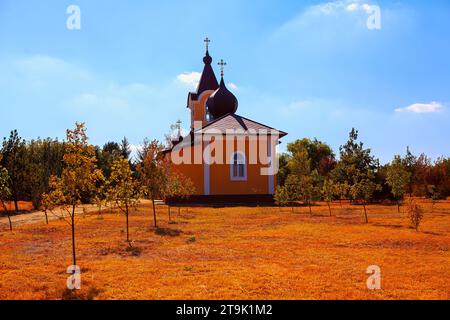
[286,138,336,176]
[386,155,411,213]
[24,138,65,209]
[333,129,380,221]
[92,184,107,216]
[47,123,103,267]
[136,139,167,228]
[107,156,140,244]
[120,137,131,160]
[402,147,417,197]
[322,178,336,216]
[0,159,12,231]
[298,173,319,215]
[165,172,195,222]
[1,130,26,212]
[406,198,424,232]
[276,153,290,187]
[349,174,381,223]
[40,193,54,225]
[97,142,122,179]
[335,181,349,207]
[274,185,291,209]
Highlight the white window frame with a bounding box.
[230,151,247,181]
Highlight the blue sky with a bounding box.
[0,0,449,163]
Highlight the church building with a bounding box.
[164,38,287,204]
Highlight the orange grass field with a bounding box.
[0,199,449,300]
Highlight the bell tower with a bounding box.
[186,37,219,129]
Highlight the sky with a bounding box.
[0,0,449,163]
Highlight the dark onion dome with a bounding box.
[206,77,238,119]
[196,50,219,94]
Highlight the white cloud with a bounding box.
[395,102,444,114]
[176,72,201,88]
[71,92,130,110]
[228,82,238,90]
[311,0,374,15]
[281,100,314,115]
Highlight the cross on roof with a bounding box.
[204,37,211,51]
[176,120,182,137]
[218,59,227,78]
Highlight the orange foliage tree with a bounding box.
[136,139,167,228]
[46,123,103,267]
[107,156,140,244]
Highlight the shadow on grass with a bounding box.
[154,227,182,237]
[62,287,102,300]
[99,244,142,257]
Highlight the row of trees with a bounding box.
[275,129,449,223]
[1,123,194,267]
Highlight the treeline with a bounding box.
[276,128,450,219]
[0,130,135,211]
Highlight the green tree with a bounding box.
[107,156,140,244]
[120,137,132,160]
[165,172,195,222]
[335,181,349,206]
[47,123,104,267]
[24,138,65,209]
[386,155,411,212]
[349,173,381,223]
[0,159,13,231]
[274,185,291,208]
[136,139,168,228]
[322,178,336,216]
[286,138,336,176]
[332,128,380,221]
[298,173,320,215]
[276,153,290,187]
[1,130,26,212]
[402,147,417,196]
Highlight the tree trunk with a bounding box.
[71,205,77,267]
[178,207,181,217]
[168,205,171,222]
[125,203,130,243]
[397,200,400,213]
[44,210,49,225]
[152,198,157,228]
[13,194,18,212]
[363,202,368,224]
[1,200,12,231]
[7,214,12,231]
[308,202,312,216]
[327,202,332,216]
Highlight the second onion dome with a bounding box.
[206,59,238,120]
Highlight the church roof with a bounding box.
[198,113,288,138]
[163,114,287,154]
[187,50,219,106]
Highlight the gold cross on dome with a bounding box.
[218,59,227,77]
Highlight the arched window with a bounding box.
[230,152,246,181]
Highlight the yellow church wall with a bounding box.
[165,145,204,195]
[189,91,214,128]
[166,135,275,196]
[208,136,270,195]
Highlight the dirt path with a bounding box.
[0,200,160,230]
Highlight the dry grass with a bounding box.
[0,199,449,300]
